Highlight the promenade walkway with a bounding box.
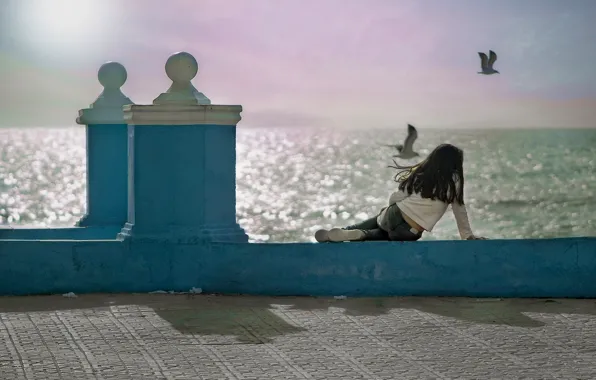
[1,294,595,379]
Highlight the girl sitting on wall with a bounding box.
[315,143,487,242]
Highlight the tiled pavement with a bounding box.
[1,294,596,379]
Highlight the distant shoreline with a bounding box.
[0,125,595,132]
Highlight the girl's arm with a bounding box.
[450,174,485,240]
[451,202,475,240]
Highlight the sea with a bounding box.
[0,127,594,242]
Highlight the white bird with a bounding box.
[383,124,420,159]
[478,50,499,75]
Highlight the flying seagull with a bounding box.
[383,124,420,159]
[478,50,499,75]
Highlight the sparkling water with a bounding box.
[1,127,594,242]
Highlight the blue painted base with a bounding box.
[75,214,92,227]
[76,214,123,229]
[0,226,121,240]
[0,236,595,298]
[117,222,248,243]
[80,123,129,227]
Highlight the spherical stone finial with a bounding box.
[165,52,198,83]
[83,61,133,117]
[98,61,127,90]
[153,51,211,105]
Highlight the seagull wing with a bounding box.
[402,124,418,153]
[381,144,402,151]
[478,52,488,70]
[488,50,497,68]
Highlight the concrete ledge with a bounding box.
[0,226,121,240]
[0,237,594,297]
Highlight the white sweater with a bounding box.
[377,187,475,240]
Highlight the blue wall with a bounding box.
[118,123,247,243]
[1,236,595,297]
[78,123,129,227]
[0,226,120,240]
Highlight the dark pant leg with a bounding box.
[387,225,421,241]
[344,215,390,241]
[363,228,390,241]
[380,204,422,242]
[344,216,380,231]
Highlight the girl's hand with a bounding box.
[466,235,488,240]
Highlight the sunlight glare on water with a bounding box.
[1,127,595,242]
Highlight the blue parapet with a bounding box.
[0,51,595,298]
[1,237,595,297]
[76,62,133,228]
[117,52,247,243]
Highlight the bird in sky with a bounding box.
[478,50,499,75]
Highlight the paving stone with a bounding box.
[0,295,595,379]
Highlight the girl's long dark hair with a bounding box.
[388,143,465,205]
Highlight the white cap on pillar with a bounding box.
[77,62,134,125]
[124,52,241,126]
[153,52,211,105]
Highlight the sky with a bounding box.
[0,0,595,129]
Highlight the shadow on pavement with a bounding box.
[0,294,305,343]
[277,296,596,328]
[1,294,595,340]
